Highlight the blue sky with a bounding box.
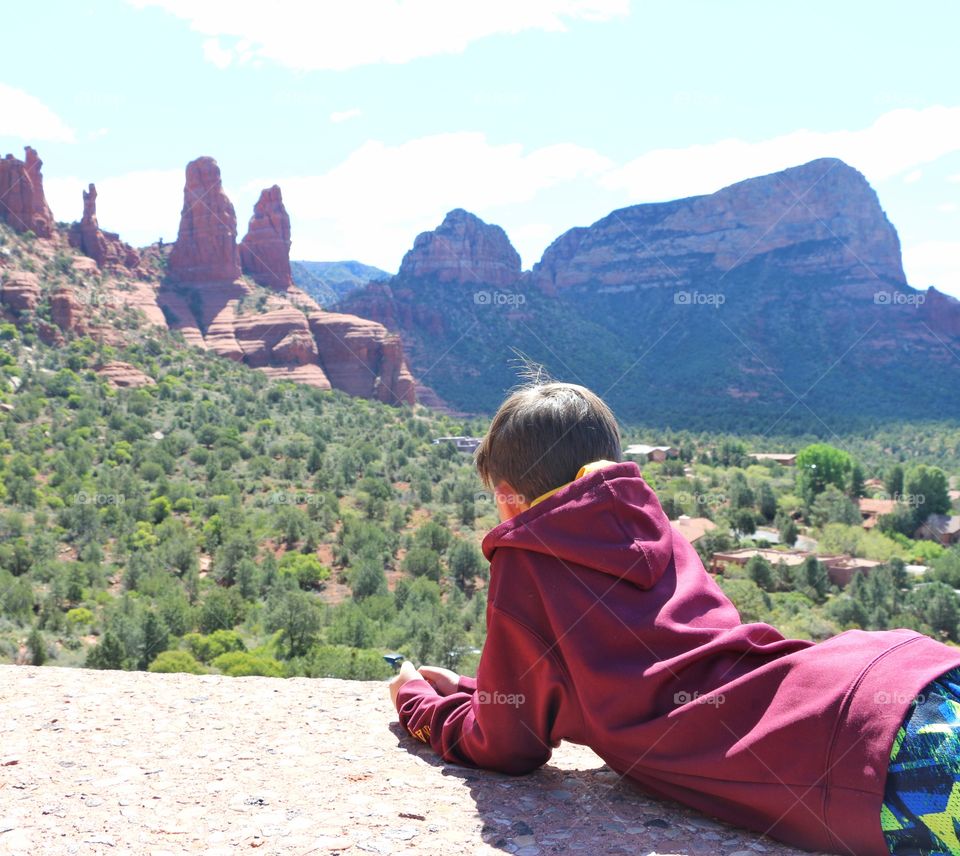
[2,0,959,295]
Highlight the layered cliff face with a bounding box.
[0,147,55,238]
[239,185,293,290]
[0,271,41,313]
[532,158,906,292]
[308,310,416,406]
[167,157,242,283]
[68,183,141,271]
[339,158,960,428]
[398,208,521,287]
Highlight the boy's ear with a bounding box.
[494,481,529,522]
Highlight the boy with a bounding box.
[390,382,960,856]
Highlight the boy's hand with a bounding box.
[419,665,460,696]
[389,660,424,708]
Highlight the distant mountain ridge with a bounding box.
[4,146,958,430]
[291,260,391,307]
[337,158,960,431]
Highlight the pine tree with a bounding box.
[27,625,46,666]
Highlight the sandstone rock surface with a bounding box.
[95,361,156,388]
[533,158,906,292]
[240,185,293,290]
[50,287,85,333]
[0,666,820,855]
[68,183,141,271]
[0,146,55,238]
[399,208,521,287]
[0,271,41,312]
[167,157,241,283]
[309,311,416,405]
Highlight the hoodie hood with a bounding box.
[481,460,674,589]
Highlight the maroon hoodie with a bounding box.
[396,461,960,854]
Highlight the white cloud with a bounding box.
[126,0,629,71]
[202,37,234,69]
[938,202,958,214]
[949,173,960,183]
[45,170,183,243]
[602,106,960,201]
[267,132,611,267]
[903,169,922,184]
[330,108,362,124]
[0,83,75,143]
[902,240,960,298]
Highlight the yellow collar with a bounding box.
[528,460,620,507]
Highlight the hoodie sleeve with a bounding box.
[395,606,563,775]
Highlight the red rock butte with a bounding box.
[240,185,294,290]
[399,208,522,287]
[0,146,55,238]
[155,155,416,406]
[167,156,241,283]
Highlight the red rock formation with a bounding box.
[95,361,156,388]
[240,185,293,290]
[51,287,85,333]
[111,280,168,328]
[193,282,246,360]
[256,364,333,388]
[0,147,55,238]
[232,305,319,368]
[533,158,906,292]
[69,183,140,270]
[154,287,206,349]
[167,157,241,283]
[920,287,960,338]
[36,321,65,347]
[0,271,41,312]
[309,311,415,405]
[398,209,521,286]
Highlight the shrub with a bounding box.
[66,607,94,626]
[300,645,392,680]
[212,651,284,677]
[183,629,247,663]
[278,553,330,590]
[402,546,441,581]
[148,650,207,674]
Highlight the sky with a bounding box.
[2,0,959,296]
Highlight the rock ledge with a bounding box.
[0,666,820,855]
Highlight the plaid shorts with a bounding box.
[882,666,960,855]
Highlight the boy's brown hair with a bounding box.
[474,381,622,505]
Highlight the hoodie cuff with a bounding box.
[395,678,437,713]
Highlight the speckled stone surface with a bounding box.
[0,666,826,855]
